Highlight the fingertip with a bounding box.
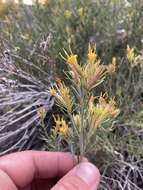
[71,162,100,188]
[52,162,100,190]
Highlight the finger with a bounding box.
[0,151,77,188]
[30,178,58,190]
[51,162,100,190]
[0,169,18,190]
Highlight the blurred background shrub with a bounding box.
[0,0,143,116]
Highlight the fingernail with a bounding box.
[72,162,100,187]
[81,157,88,162]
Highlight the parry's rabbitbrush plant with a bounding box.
[0,1,143,189]
[40,44,120,161]
[127,45,143,67]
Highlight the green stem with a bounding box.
[69,113,79,136]
[79,86,85,161]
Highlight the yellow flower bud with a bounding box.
[127,45,135,62]
[78,7,84,17]
[112,57,117,66]
[54,116,71,137]
[87,44,97,63]
[67,54,78,65]
[64,10,72,19]
[49,88,56,96]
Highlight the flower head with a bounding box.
[37,107,47,120]
[54,82,73,113]
[61,48,78,65]
[58,82,70,97]
[112,57,117,66]
[97,94,120,118]
[127,45,135,62]
[54,116,71,137]
[67,54,78,65]
[78,7,84,17]
[88,94,119,128]
[49,88,56,96]
[87,44,97,63]
[85,61,107,90]
[61,49,83,82]
[64,10,72,19]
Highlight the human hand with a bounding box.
[0,151,100,190]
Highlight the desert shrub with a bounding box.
[0,0,16,18]
[1,0,143,73]
[0,0,143,116]
[0,43,54,155]
[0,1,143,189]
[104,46,143,118]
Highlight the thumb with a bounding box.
[51,162,100,190]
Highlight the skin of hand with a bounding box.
[0,151,100,190]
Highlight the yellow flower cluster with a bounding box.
[88,94,120,128]
[49,82,73,113]
[126,45,143,66]
[84,61,106,90]
[127,45,135,62]
[98,95,120,117]
[112,57,117,66]
[62,49,83,80]
[64,10,72,19]
[54,116,71,137]
[49,88,56,96]
[67,54,78,65]
[47,44,120,154]
[78,7,84,17]
[87,44,97,63]
[63,45,107,91]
